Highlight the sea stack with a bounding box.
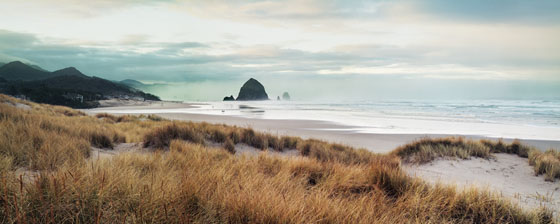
[236,78,269,101]
[282,92,291,100]
[223,95,235,101]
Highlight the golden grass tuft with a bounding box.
[296,140,379,165]
[143,122,205,148]
[95,112,137,123]
[0,94,124,169]
[529,149,560,181]
[393,137,492,163]
[53,105,87,117]
[224,138,236,154]
[393,137,538,163]
[0,155,13,173]
[141,122,380,165]
[482,139,534,157]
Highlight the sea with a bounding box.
[120,99,560,141]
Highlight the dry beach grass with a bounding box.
[393,137,560,181]
[0,94,557,223]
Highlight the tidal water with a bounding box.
[100,99,560,141]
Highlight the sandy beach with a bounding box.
[97,99,201,110]
[87,100,560,153]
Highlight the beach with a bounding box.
[88,100,560,153]
[2,94,558,222]
[85,100,560,212]
[4,1,559,221]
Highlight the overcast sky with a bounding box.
[0,0,559,100]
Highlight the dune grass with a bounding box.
[393,137,493,163]
[394,137,560,181]
[529,149,560,181]
[143,122,206,148]
[223,138,236,154]
[142,121,379,165]
[0,94,556,223]
[0,95,125,170]
[0,140,553,223]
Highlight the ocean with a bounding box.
[103,99,560,141]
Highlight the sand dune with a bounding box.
[404,154,560,213]
[86,101,560,215]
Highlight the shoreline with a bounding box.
[96,99,202,109]
[86,100,560,153]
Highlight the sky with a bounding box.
[0,0,559,101]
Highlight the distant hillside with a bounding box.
[0,62,5,67]
[29,64,48,72]
[0,61,58,81]
[120,79,147,89]
[31,75,135,95]
[0,62,160,108]
[119,79,167,92]
[52,67,88,78]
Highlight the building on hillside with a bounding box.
[63,93,84,103]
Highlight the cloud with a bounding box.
[0,0,173,18]
[178,0,376,20]
[14,0,558,25]
[1,29,558,84]
[178,0,560,25]
[0,30,222,81]
[414,0,560,24]
[0,1,558,100]
[317,64,526,80]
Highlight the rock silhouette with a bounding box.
[236,78,269,101]
[223,95,235,101]
[282,92,291,100]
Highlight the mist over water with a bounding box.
[99,98,560,141]
[136,76,560,102]
[129,76,560,141]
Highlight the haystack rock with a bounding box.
[236,78,269,101]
